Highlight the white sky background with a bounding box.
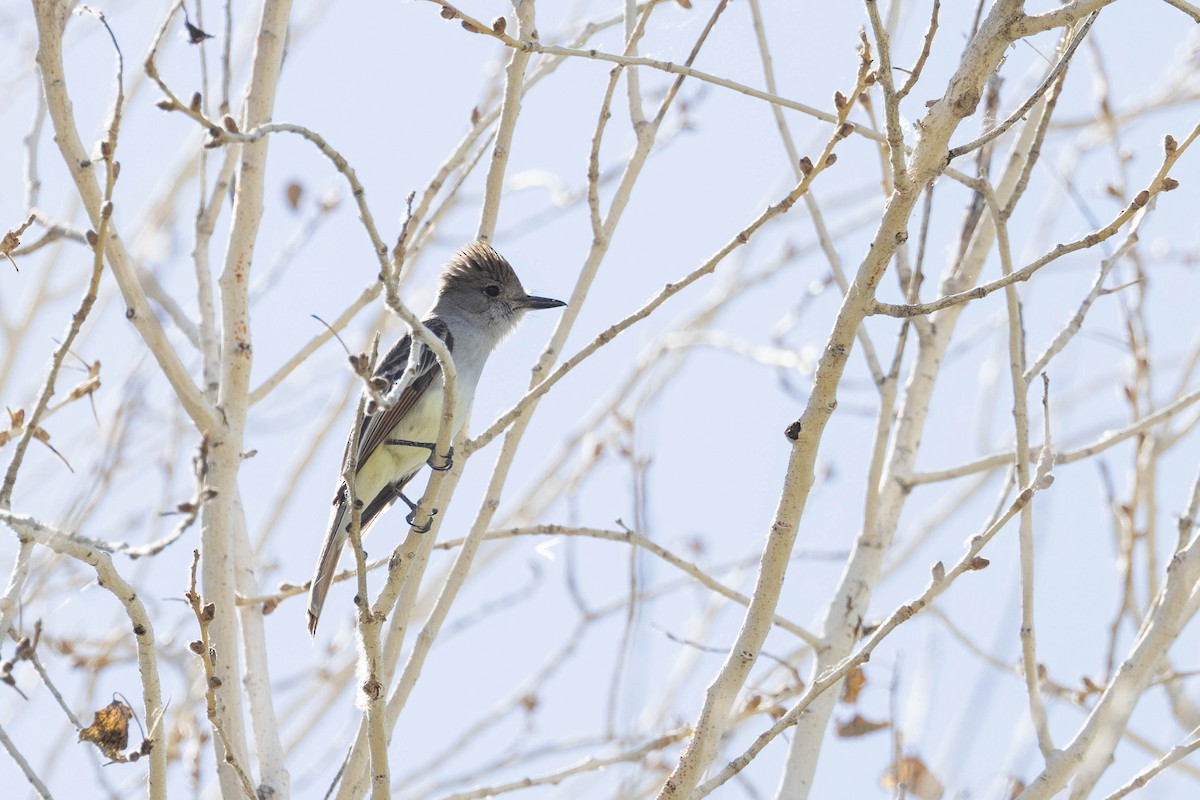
[2,0,1200,797]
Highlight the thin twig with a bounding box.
[948,11,1098,161]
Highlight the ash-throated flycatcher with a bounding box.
[306,242,565,635]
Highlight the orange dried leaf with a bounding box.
[841,666,867,703]
[79,699,133,761]
[882,756,944,800]
[835,713,889,737]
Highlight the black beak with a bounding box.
[518,294,567,310]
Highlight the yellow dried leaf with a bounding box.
[79,699,133,761]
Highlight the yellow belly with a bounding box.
[353,381,447,505]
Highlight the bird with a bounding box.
[306,242,566,635]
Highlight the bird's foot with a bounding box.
[428,445,453,471]
[405,506,438,534]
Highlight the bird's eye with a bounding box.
[484,285,501,298]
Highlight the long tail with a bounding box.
[307,501,350,637]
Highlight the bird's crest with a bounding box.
[439,241,519,291]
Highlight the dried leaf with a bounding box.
[285,181,304,212]
[841,666,866,703]
[79,699,133,761]
[31,427,73,472]
[184,21,214,44]
[882,756,944,800]
[835,713,889,737]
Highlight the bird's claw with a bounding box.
[405,507,438,534]
[428,445,454,471]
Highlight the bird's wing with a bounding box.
[308,318,453,636]
[350,316,454,480]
